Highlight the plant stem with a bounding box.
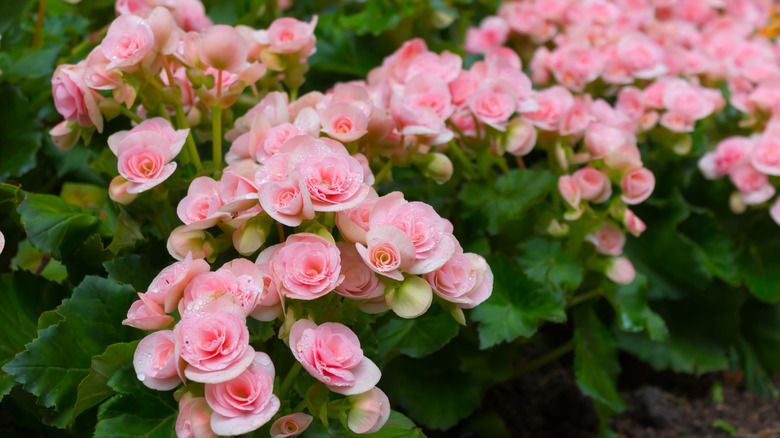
[448,141,476,178]
[212,105,222,171]
[175,103,202,171]
[279,362,302,397]
[119,106,143,124]
[512,340,575,379]
[373,160,394,186]
[276,222,285,242]
[567,288,603,308]
[33,0,45,49]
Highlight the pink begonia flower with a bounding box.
[255,16,318,56]
[52,63,103,132]
[642,80,667,110]
[606,257,636,285]
[558,175,581,210]
[123,293,174,330]
[115,0,152,16]
[145,251,210,313]
[770,197,780,226]
[404,50,463,84]
[464,16,510,54]
[401,72,455,120]
[133,330,181,390]
[108,118,188,193]
[336,189,379,245]
[84,47,122,91]
[559,97,591,137]
[176,177,230,229]
[335,242,385,301]
[167,225,216,261]
[252,249,284,321]
[204,352,280,436]
[524,85,574,131]
[729,164,777,205]
[622,209,647,237]
[179,266,262,318]
[750,136,780,176]
[100,14,155,71]
[347,387,391,434]
[621,167,655,205]
[176,311,255,383]
[219,162,260,213]
[584,123,629,159]
[270,233,344,300]
[663,79,715,121]
[638,111,660,133]
[574,168,612,203]
[502,117,537,156]
[604,143,643,172]
[529,47,551,84]
[617,33,667,79]
[289,320,381,395]
[468,79,517,130]
[175,394,217,438]
[270,413,313,438]
[320,102,370,142]
[258,174,315,227]
[449,71,479,106]
[369,192,458,275]
[172,0,213,32]
[424,252,493,309]
[586,223,626,256]
[356,225,416,281]
[548,43,603,92]
[391,101,453,145]
[616,86,645,122]
[146,6,179,55]
[198,25,248,73]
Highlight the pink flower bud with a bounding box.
[573,168,611,203]
[347,388,391,434]
[424,252,493,309]
[123,293,174,331]
[586,224,626,256]
[750,136,780,176]
[558,175,581,210]
[108,175,138,205]
[770,197,780,226]
[621,167,655,205]
[606,257,636,285]
[502,117,537,156]
[133,330,181,390]
[167,225,216,261]
[198,25,248,72]
[270,413,313,438]
[175,394,217,438]
[147,6,179,54]
[49,121,81,151]
[622,209,646,237]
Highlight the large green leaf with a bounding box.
[601,274,668,342]
[2,276,137,426]
[517,237,583,293]
[740,241,780,303]
[375,306,459,360]
[104,254,158,292]
[472,255,566,349]
[73,341,139,420]
[303,411,425,438]
[573,305,626,413]
[0,84,42,180]
[94,362,178,438]
[460,169,556,235]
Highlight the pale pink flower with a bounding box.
[606,257,636,284]
[730,164,776,205]
[524,86,574,131]
[123,293,174,331]
[559,97,592,137]
[52,63,103,132]
[198,25,248,73]
[468,79,517,130]
[616,86,645,122]
[145,252,210,313]
[133,330,180,390]
[750,136,780,176]
[347,388,391,435]
[167,225,216,261]
[289,320,381,395]
[662,79,715,121]
[622,208,647,237]
[574,168,612,203]
[270,233,344,300]
[258,175,314,227]
[172,0,213,32]
[176,394,217,438]
[176,177,230,228]
[617,33,667,79]
[586,224,626,256]
[255,16,318,56]
[270,413,313,438]
[176,311,255,383]
[100,14,155,71]
[503,117,538,156]
[180,268,261,318]
[584,123,629,159]
[559,175,581,210]
[424,252,493,309]
[464,16,510,54]
[335,242,385,301]
[252,254,283,322]
[356,226,416,281]
[621,167,655,205]
[320,102,370,142]
[336,189,379,245]
[204,352,280,436]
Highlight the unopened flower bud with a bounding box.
[605,257,636,285]
[167,226,216,261]
[386,274,433,319]
[232,214,272,255]
[412,152,453,184]
[347,388,391,434]
[49,121,80,151]
[198,25,248,72]
[109,175,138,205]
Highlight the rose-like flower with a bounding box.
[750,136,780,176]
[133,330,181,390]
[258,174,315,227]
[180,267,261,317]
[145,252,210,313]
[356,225,416,281]
[585,224,626,256]
[347,388,391,435]
[336,189,379,244]
[320,102,370,142]
[52,63,103,132]
[177,177,230,229]
[617,33,667,79]
[270,233,344,300]
[176,311,255,383]
[424,252,493,309]
[558,175,581,210]
[176,394,217,438]
[100,14,155,71]
[335,242,385,301]
[573,168,611,203]
[123,293,174,331]
[524,85,574,131]
[730,164,776,205]
[291,148,370,212]
[270,413,313,438]
[662,79,715,121]
[369,192,457,275]
[621,167,655,205]
[289,320,381,395]
[255,16,318,55]
[584,123,628,159]
[204,352,280,436]
[468,79,517,130]
[198,25,248,73]
[464,15,510,54]
[108,118,188,193]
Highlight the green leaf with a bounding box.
[472,255,566,349]
[0,0,34,33]
[517,237,583,292]
[94,363,178,438]
[11,239,68,283]
[382,350,482,430]
[738,300,780,396]
[17,191,101,259]
[73,341,139,420]
[573,305,627,413]
[678,213,739,285]
[2,276,137,427]
[375,306,459,359]
[107,209,146,254]
[303,410,425,438]
[601,274,668,341]
[0,84,42,180]
[460,169,556,235]
[104,254,158,292]
[338,0,419,36]
[615,330,729,375]
[740,241,780,303]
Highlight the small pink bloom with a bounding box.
[730,164,776,205]
[255,16,318,55]
[464,16,510,54]
[84,47,122,91]
[177,177,230,229]
[176,311,255,383]
[559,97,591,137]
[336,242,385,301]
[404,50,463,84]
[662,79,715,121]
[558,175,581,210]
[123,293,174,331]
[198,25,248,73]
[252,255,283,322]
[289,320,381,395]
[468,80,517,130]
[585,123,628,159]
[176,394,217,438]
[604,143,643,172]
[503,117,538,156]
[336,189,379,245]
[750,136,780,176]
[347,387,391,435]
[100,14,155,71]
[524,85,574,131]
[146,252,211,313]
[258,175,315,227]
[606,257,636,285]
[401,73,455,120]
[449,71,479,106]
[290,143,370,212]
[270,413,313,438]
[204,352,280,436]
[617,33,667,79]
[172,0,213,32]
[586,224,626,256]
[573,168,611,203]
[52,63,103,132]
[270,233,344,300]
[621,167,655,205]
[133,330,181,390]
[220,163,260,213]
[424,252,493,309]
[356,226,416,281]
[108,175,138,205]
[180,268,261,318]
[616,86,645,122]
[623,209,646,237]
[320,102,370,142]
